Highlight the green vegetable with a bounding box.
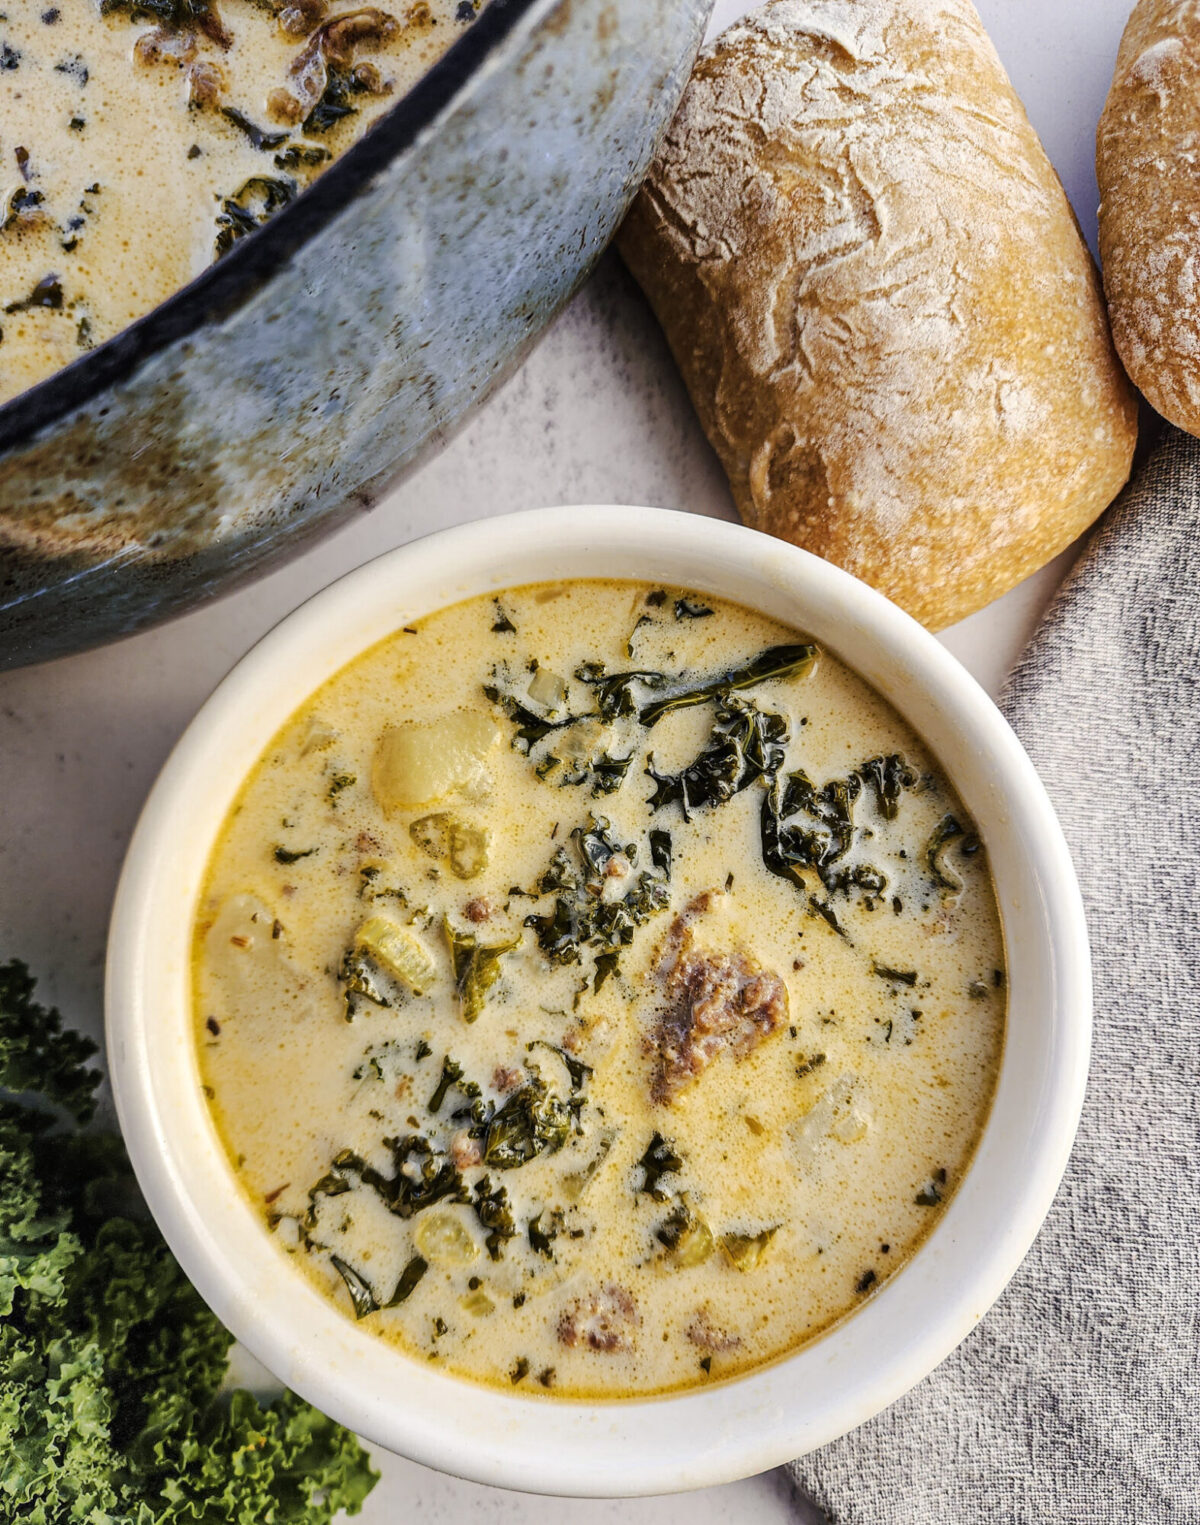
[331,1254,378,1319]
[720,1226,778,1271]
[635,1132,682,1202]
[0,960,100,1120]
[215,175,297,258]
[386,1253,428,1306]
[527,1210,561,1258]
[926,814,966,896]
[221,106,289,151]
[340,947,392,1020]
[443,920,519,1023]
[316,1139,468,1222]
[647,698,788,817]
[491,602,516,634]
[471,1177,516,1260]
[100,0,231,44]
[759,766,890,902]
[274,843,318,864]
[581,642,817,727]
[0,958,376,1521]
[355,915,436,995]
[524,816,670,983]
[858,754,917,820]
[673,598,713,620]
[872,963,918,986]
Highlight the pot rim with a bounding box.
[0,0,545,451]
[106,505,1091,1496]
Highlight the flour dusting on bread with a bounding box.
[619,0,1137,629]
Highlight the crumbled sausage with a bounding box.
[186,58,224,106]
[449,1130,482,1169]
[464,896,492,924]
[557,1283,637,1352]
[491,1064,522,1093]
[685,1307,741,1352]
[650,892,788,1102]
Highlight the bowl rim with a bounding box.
[106,505,1091,1496]
[0,0,546,451]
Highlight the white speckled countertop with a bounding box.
[0,0,1135,1517]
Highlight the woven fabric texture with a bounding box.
[789,426,1200,1523]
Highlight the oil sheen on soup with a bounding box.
[0,0,484,405]
[193,581,1006,1398]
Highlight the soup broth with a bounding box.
[193,580,1005,1398]
[0,0,483,404]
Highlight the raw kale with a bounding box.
[0,959,100,1120]
[635,1132,682,1202]
[214,175,296,258]
[580,642,817,727]
[0,960,376,1521]
[443,920,519,1023]
[646,697,788,818]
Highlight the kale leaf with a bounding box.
[0,960,377,1522]
[647,697,788,818]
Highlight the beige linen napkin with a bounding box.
[789,426,1200,1521]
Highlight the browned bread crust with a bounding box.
[619,0,1137,630]
[1098,0,1200,437]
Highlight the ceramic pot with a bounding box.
[0,0,711,668]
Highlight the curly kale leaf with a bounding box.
[0,961,378,1523]
[0,958,101,1122]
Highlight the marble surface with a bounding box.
[0,0,1137,1518]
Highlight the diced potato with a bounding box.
[415,1211,480,1268]
[372,711,500,810]
[205,894,309,1011]
[298,714,338,757]
[354,915,437,995]
[459,1287,495,1317]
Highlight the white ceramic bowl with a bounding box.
[106,506,1090,1497]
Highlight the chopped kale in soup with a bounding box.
[193,580,1006,1398]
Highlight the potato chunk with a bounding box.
[372,711,500,810]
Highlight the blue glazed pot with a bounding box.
[0,0,711,668]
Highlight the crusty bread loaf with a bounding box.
[1098,0,1200,437]
[618,0,1138,630]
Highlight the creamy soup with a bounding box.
[193,581,1006,1398]
[0,0,483,404]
